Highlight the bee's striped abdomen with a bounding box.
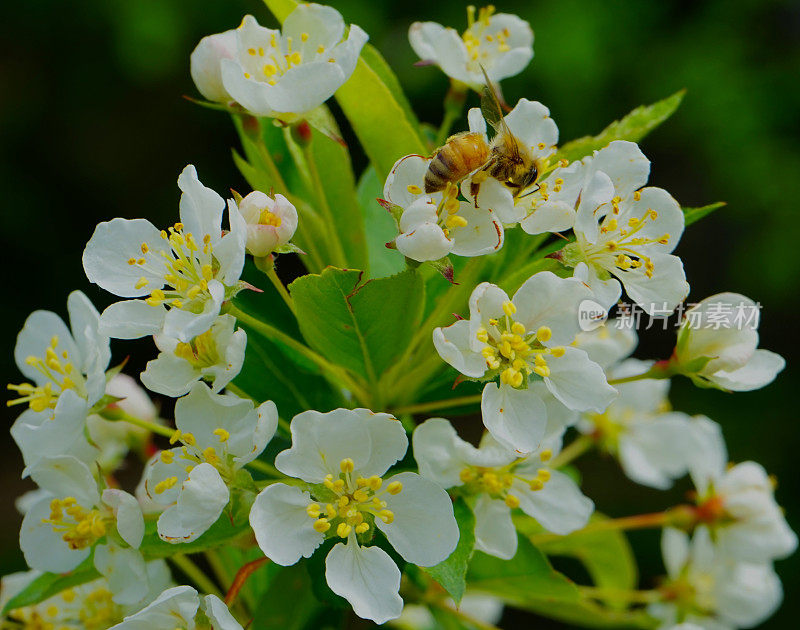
[424,133,489,193]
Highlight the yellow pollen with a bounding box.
[154,477,178,494]
[378,510,394,524]
[336,523,352,538]
[550,346,565,358]
[386,481,403,495]
[314,518,330,533]
[505,494,520,508]
[502,301,516,316]
[540,449,553,462]
[355,523,369,534]
[202,446,218,463]
[340,458,355,473]
[135,276,149,289]
[306,503,321,518]
[536,326,552,342]
[213,428,230,442]
[529,479,544,491]
[633,191,642,201]
[263,64,277,77]
[182,432,196,446]
[537,468,551,481]
[317,45,325,53]
[445,215,468,228]
[248,48,256,55]
[160,450,174,464]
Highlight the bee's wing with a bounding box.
[479,66,521,159]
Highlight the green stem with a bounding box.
[578,586,663,604]
[110,410,174,439]
[434,81,468,148]
[530,510,673,545]
[266,265,295,315]
[227,304,370,405]
[391,393,482,417]
[549,434,594,468]
[170,554,224,598]
[608,363,673,385]
[246,458,286,478]
[302,143,348,268]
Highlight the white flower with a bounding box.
[190,29,237,103]
[462,100,559,225]
[83,165,247,342]
[9,291,110,474]
[650,527,783,629]
[141,314,246,397]
[86,373,161,472]
[237,190,299,257]
[19,455,148,605]
[578,357,701,490]
[573,319,638,370]
[433,272,616,453]
[686,418,797,563]
[384,154,504,262]
[219,6,367,121]
[559,141,689,314]
[413,418,593,560]
[409,6,533,88]
[249,408,459,624]
[1,561,172,629]
[109,585,242,630]
[674,292,785,391]
[142,383,277,543]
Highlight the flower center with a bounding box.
[153,428,233,494]
[241,31,334,85]
[127,222,219,312]
[463,5,510,70]
[42,497,111,550]
[476,301,565,387]
[459,449,553,508]
[258,207,282,227]
[174,328,222,369]
[305,458,403,539]
[581,194,671,278]
[405,181,469,237]
[7,335,87,413]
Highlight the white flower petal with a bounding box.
[83,218,168,297]
[617,252,689,315]
[473,495,517,560]
[325,539,403,624]
[377,472,459,566]
[396,222,452,262]
[573,321,637,369]
[503,100,558,161]
[283,3,345,51]
[190,29,237,103]
[99,300,165,340]
[519,200,576,234]
[102,489,145,548]
[514,470,593,534]
[14,310,79,383]
[708,349,785,391]
[432,320,487,379]
[157,463,229,543]
[250,483,324,566]
[203,594,245,630]
[384,154,434,208]
[67,290,110,375]
[586,140,650,200]
[544,346,617,413]
[408,22,470,85]
[108,585,199,629]
[94,543,148,605]
[141,352,199,397]
[27,454,99,506]
[20,496,89,573]
[481,382,547,454]
[412,418,468,488]
[661,527,690,579]
[449,204,504,257]
[512,272,590,346]
[359,412,408,478]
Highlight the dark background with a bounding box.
[1,0,798,627]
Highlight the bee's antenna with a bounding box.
[518,184,541,199]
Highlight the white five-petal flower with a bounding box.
[686,418,797,564]
[650,527,783,629]
[558,141,689,314]
[219,6,367,121]
[384,154,504,263]
[674,292,785,391]
[409,6,533,88]
[249,408,459,624]
[83,165,247,343]
[19,455,149,605]
[190,29,238,104]
[142,383,278,544]
[433,271,616,453]
[414,418,593,560]
[141,314,247,398]
[9,291,110,474]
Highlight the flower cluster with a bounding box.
[3,2,795,630]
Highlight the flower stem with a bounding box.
[391,393,482,417]
[227,304,370,405]
[225,557,270,606]
[170,553,224,599]
[529,510,673,545]
[434,81,468,148]
[109,410,174,439]
[549,434,594,468]
[608,362,675,385]
[246,458,285,478]
[578,585,663,604]
[265,265,295,315]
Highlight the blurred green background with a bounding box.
[1,0,798,627]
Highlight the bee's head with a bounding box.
[506,164,539,194]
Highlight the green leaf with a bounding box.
[262,0,427,179]
[2,556,100,614]
[467,535,654,629]
[307,124,368,270]
[423,498,475,605]
[357,166,406,278]
[683,201,725,226]
[522,514,638,598]
[289,268,425,383]
[555,90,685,164]
[251,562,323,630]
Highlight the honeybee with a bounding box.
[424,68,540,200]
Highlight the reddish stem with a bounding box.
[224,557,269,606]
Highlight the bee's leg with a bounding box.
[470,171,489,206]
